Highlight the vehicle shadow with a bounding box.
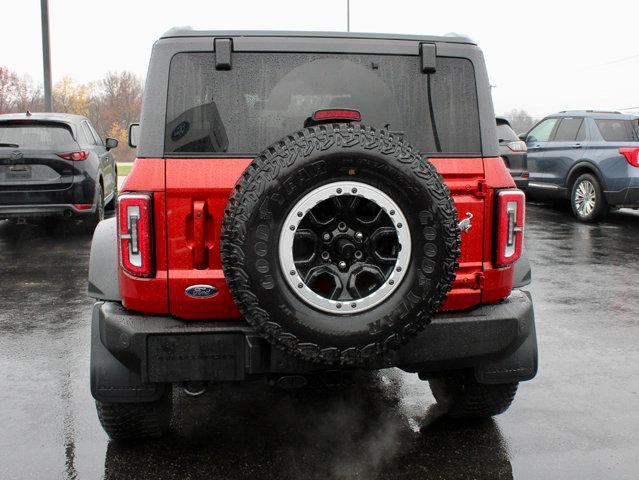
[103,373,513,480]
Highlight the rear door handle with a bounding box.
[193,200,207,268]
[571,143,582,149]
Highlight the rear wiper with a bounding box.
[0,143,19,148]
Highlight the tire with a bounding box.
[570,173,608,222]
[221,124,461,365]
[95,392,172,440]
[429,371,518,418]
[83,183,105,232]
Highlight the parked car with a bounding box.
[522,110,639,221]
[87,30,537,440]
[496,117,528,188]
[0,112,118,229]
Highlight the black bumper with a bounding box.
[0,175,97,219]
[0,203,96,218]
[604,186,639,207]
[91,290,538,403]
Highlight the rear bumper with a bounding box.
[604,186,639,207]
[0,175,96,218]
[0,203,96,218]
[91,290,538,402]
[510,171,529,189]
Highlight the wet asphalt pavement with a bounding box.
[1,201,638,480]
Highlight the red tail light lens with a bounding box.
[496,189,525,267]
[57,150,88,161]
[312,109,361,122]
[506,141,527,152]
[117,193,154,277]
[619,147,639,167]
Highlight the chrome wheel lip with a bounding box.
[574,180,596,217]
[279,181,411,315]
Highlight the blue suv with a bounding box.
[522,111,639,221]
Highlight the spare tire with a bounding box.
[221,124,460,365]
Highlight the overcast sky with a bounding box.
[3,0,639,117]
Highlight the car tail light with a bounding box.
[73,204,92,210]
[57,150,88,161]
[117,193,154,277]
[495,189,525,267]
[619,147,639,167]
[506,141,527,152]
[521,172,530,179]
[312,109,361,122]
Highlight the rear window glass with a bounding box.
[0,122,74,148]
[496,123,518,142]
[595,119,638,142]
[165,52,481,155]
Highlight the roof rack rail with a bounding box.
[558,109,622,114]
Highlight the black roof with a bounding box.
[160,28,475,45]
[0,112,88,124]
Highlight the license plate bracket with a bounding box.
[146,333,245,382]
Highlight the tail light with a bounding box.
[619,147,639,167]
[495,189,525,267]
[57,150,88,161]
[117,193,154,277]
[506,141,527,152]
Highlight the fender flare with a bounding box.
[565,161,607,192]
[88,217,121,301]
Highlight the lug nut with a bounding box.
[354,231,363,242]
[338,222,347,232]
[321,251,330,261]
[338,261,347,270]
[354,250,363,260]
[322,232,331,241]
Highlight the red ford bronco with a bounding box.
[88,29,537,439]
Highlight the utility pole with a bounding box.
[347,0,350,32]
[40,0,52,111]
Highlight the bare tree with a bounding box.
[0,67,42,114]
[503,108,537,134]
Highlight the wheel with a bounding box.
[83,183,105,231]
[570,173,608,222]
[95,392,172,440]
[429,371,518,418]
[221,124,461,365]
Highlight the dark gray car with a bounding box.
[523,110,639,221]
[496,117,528,188]
[0,112,118,229]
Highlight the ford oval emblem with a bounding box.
[171,120,190,141]
[185,284,218,298]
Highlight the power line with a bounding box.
[585,53,639,69]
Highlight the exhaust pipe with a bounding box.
[63,209,73,218]
[181,381,207,397]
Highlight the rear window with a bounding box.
[496,123,518,142]
[165,52,481,156]
[594,119,639,142]
[0,122,75,148]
